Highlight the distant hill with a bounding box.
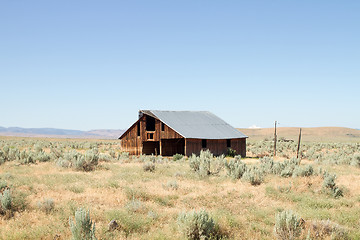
[1,126,359,142]
[238,127,360,142]
[0,126,124,139]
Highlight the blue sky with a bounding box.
[1,1,359,130]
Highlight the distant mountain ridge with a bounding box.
[1,126,359,142]
[0,126,124,139]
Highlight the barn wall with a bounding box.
[185,138,247,157]
[161,138,184,156]
[120,116,144,155]
[120,114,183,155]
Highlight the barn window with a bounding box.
[146,116,155,131]
[147,133,154,140]
[202,139,207,148]
[161,122,165,131]
[227,139,231,148]
[137,122,140,136]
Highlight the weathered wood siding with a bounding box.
[185,138,246,157]
[120,115,182,155]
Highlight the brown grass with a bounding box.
[239,127,360,142]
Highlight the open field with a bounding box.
[0,137,359,239]
[238,127,360,143]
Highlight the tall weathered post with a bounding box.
[274,121,277,157]
[297,128,302,159]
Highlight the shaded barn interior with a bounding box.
[119,110,248,157]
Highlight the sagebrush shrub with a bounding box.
[163,180,179,190]
[18,150,36,164]
[177,209,220,240]
[307,220,348,240]
[143,162,155,172]
[242,166,264,186]
[271,162,285,175]
[78,150,99,171]
[189,150,223,177]
[351,154,360,167]
[259,157,274,174]
[173,153,184,161]
[274,210,303,240]
[0,189,12,212]
[109,149,116,158]
[278,158,300,178]
[224,158,247,179]
[117,151,130,161]
[98,153,111,162]
[0,180,7,190]
[292,165,314,177]
[125,198,145,213]
[37,198,55,214]
[69,208,97,240]
[36,151,51,162]
[57,150,99,171]
[322,173,343,198]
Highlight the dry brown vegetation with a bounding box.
[0,136,359,239]
[239,127,360,142]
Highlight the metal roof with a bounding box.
[141,110,248,139]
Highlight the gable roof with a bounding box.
[120,110,248,139]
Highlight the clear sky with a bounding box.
[1,1,359,130]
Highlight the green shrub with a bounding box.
[109,149,116,158]
[98,153,111,162]
[274,210,303,240]
[69,208,97,240]
[224,158,247,179]
[163,180,179,190]
[19,150,36,164]
[0,180,7,191]
[143,162,155,172]
[189,150,223,177]
[242,166,264,186]
[351,154,360,167]
[37,198,55,214]
[77,150,99,171]
[177,209,220,240]
[307,220,349,240]
[57,150,99,171]
[278,158,300,178]
[322,173,343,198]
[173,153,184,161]
[272,162,285,175]
[105,209,150,237]
[226,148,236,157]
[125,198,146,213]
[117,152,130,161]
[36,151,51,162]
[33,143,43,153]
[0,189,12,212]
[292,165,314,177]
[0,150,5,165]
[259,157,274,174]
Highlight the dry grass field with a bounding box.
[239,127,360,143]
[0,136,359,239]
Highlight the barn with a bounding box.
[119,110,248,157]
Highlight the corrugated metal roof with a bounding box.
[142,110,248,139]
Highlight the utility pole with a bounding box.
[297,128,302,160]
[274,121,277,157]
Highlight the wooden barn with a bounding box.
[119,110,248,157]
